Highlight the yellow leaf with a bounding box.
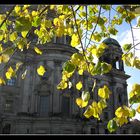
[0,44,3,52]
[5,66,14,80]
[98,85,111,99]
[76,81,83,90]
[37,65,46,76]
[98,99,107,110]
[0,56,2,63]
[0,77,5,85]
[9,32,18,41]
[115,106,130,118]
[71,33,80,47]
[32,11,38,17]
[15,5,21,13]
[76,98,88,108]
[116,117,128,127]
[84,105,94,118]
[91,101,101,119]
[78,69,83,75]
[17,43,24,51]
[57,80,68,90]
[136,105,140,113]
[21,31,28,38]
[1,54,10,63]
[34,47,42,55]
[16,62,23,71]
[50,5,55,10]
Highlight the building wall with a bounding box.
[0,38,132,134]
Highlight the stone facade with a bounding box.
[0,36,134,134]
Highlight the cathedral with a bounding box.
[0,5,139,134]
[0,35,135,134]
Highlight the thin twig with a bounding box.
[84,6,88,48]
[86,5,102,49]
[108,6,111,37]
[71,6,84,53]
[122,42,140,58]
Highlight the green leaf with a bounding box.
[91,61,101,75]
[101,5,111,10]
[123,44,132,52]
[108,27,118,35]
[101,62,112,74]
[84,105,94,118]
[98,99,107,110]
[9,32,18,42]
[129,109,136,118]
[15,17,32,32]
[32,16,41,27]
[21,31,28,38]
[107,119,118,133]
[62,61,76,73]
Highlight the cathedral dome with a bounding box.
[102,37,121,48]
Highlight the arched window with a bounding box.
[118,93,122,105]
[2,124,11,134]
[116,61,119,70]
[116,87,123,106]
[91,128,96,134]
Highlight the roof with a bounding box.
[102,37,121,48]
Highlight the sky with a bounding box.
[110,5,140,120]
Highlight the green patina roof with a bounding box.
[102,38,121,47]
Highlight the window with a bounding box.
[39,96,50,116]
[118,94,122,105]
[105,128,109,134]
[61,96,70,116]
[7,78,16,86]
[116,61,119,69]
[4,100,13,113]
[65,35,71,44]
[2,124,11,134]
[91,128,96,134]
[56,37,64,44]
[122,130,127,134]
[89,86,93,99]
[104,112,108,120]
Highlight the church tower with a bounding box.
[100,37,130,118]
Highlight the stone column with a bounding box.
[52,60,62,114]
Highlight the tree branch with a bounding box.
[71,5,90,72]
[86,5,102,48]
[84,6,88,48]
[0,5,15,28]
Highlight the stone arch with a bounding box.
[36,81,52,116]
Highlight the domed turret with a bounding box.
[101,37,124,71]
[103,37,121,48]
